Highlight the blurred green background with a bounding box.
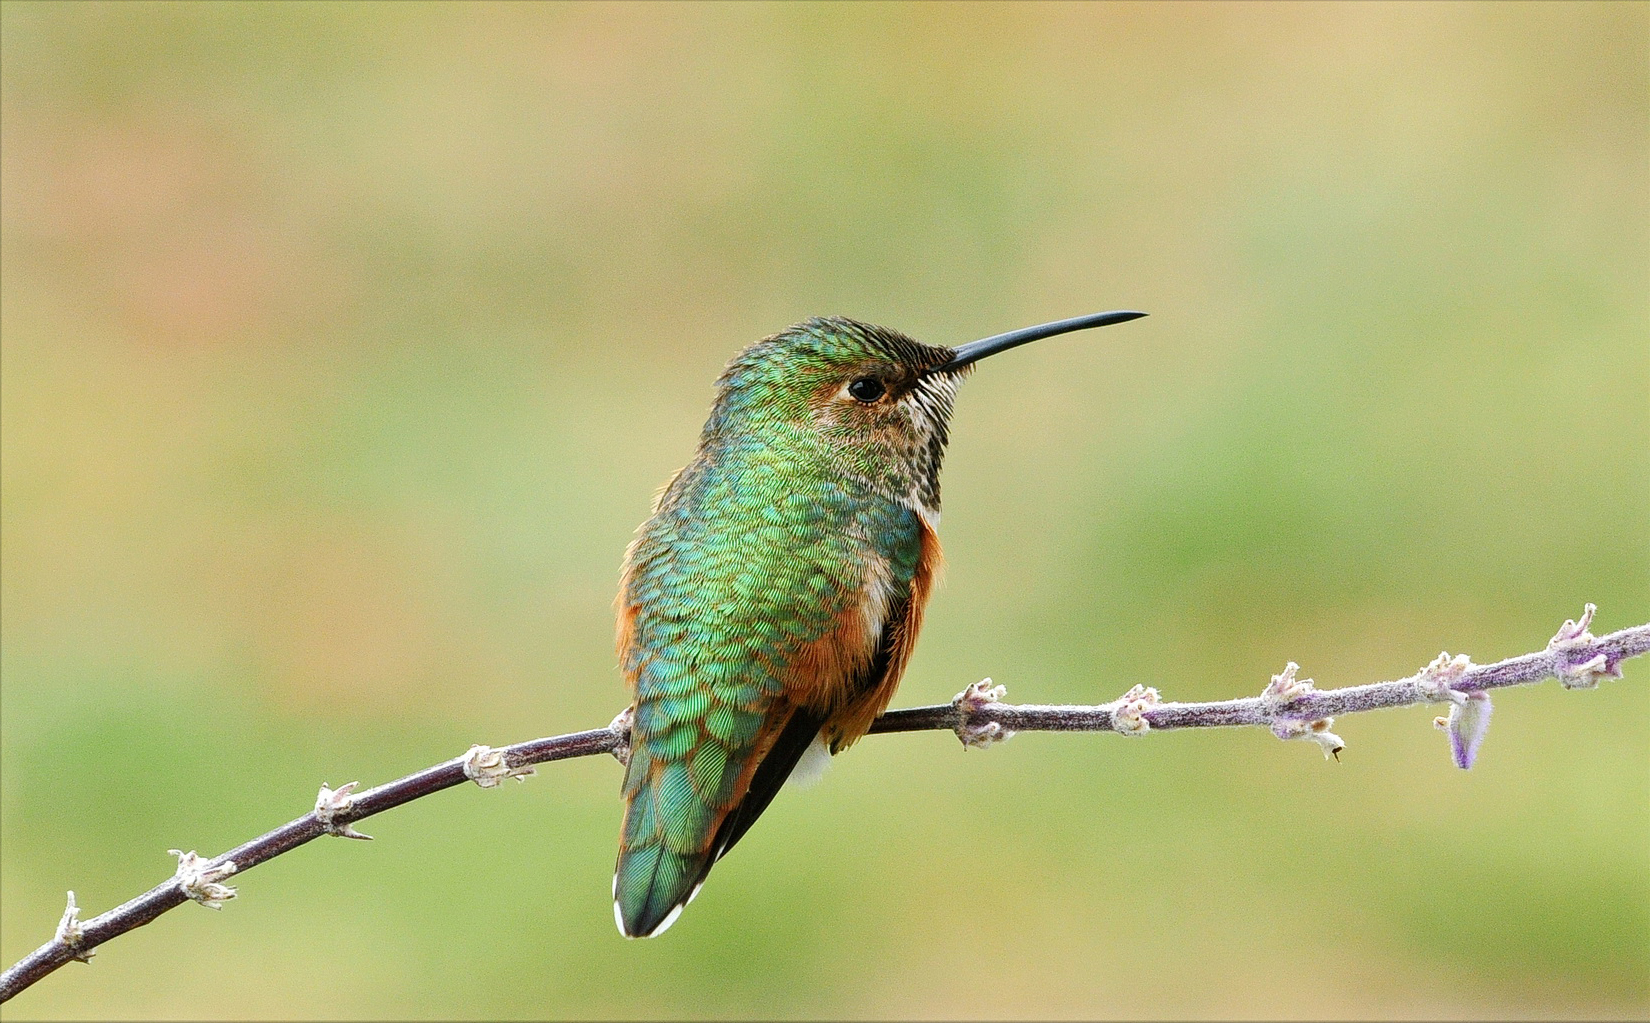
[2,2,1646,1019]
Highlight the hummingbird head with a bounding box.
[703,311,1146,522]
[710,316,962,520]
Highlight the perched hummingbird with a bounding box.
[613,309,1146,937]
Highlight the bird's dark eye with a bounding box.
[847,376,886,402]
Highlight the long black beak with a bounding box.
[940,310,1147,371]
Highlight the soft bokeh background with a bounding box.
[2,2,1646,1019]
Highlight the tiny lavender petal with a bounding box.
[1446,691,1492,769]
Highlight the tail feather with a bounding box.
[614,838,699,938]
[613,707,826,938]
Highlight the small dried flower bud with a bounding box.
[1262,662,1317,708]
[169,850,238,909]
[1111,683,1161,736]
[1417,652,1475,701]
[315,782,373,840]
[1271,716,1345,760]
[1548,603,1598,651]
[953,679,1014,749]
[959,720,1012,749]
[609,707,635,766]
[461,744,537,788]
[1560,652,1617,689]
[56,891,94,964]
[1546,604,1624,688]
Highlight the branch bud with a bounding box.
[460,745,536,788]
[1261,662,1314,708]
[168,850,238,909]
[55,891,93,964]
[1416,651,1475,701]
[1110,683,1161,736]
[952,679,1013,748]
[1548,603,1625,688]
[608,707,635,766]
[1272,716,1345,760]
[1263,664,1343,759]
[314,782,373,840]
[1549,603,1598,650]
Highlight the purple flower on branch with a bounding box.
[1435,691,1492,769]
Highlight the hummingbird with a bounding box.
[613,309,1146,937]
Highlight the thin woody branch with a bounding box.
[3,608,1646,1003]
[874,606,1645,747]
